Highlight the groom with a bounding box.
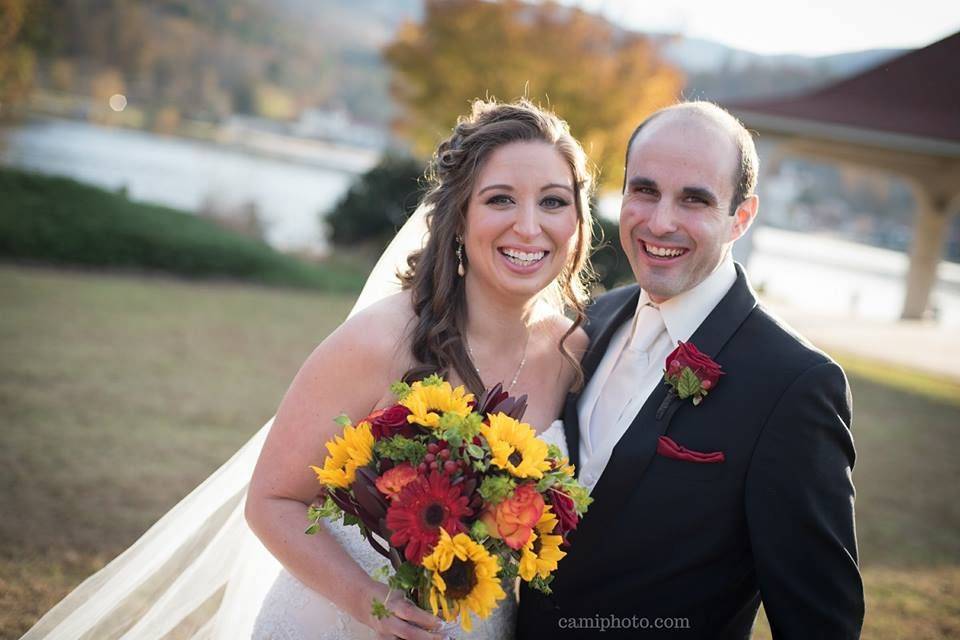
[517,102,864,638]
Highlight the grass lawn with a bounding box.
[2,264,959,638]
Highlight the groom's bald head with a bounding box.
[623,102,759,215]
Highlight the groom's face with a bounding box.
[619,113,750,303]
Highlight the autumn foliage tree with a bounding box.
[0,0,37,120]
[384,0,683,189]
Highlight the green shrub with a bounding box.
[590,214,635,291]
[0,167,364,291]
[325,153,426,248]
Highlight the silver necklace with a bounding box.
[465,331,530,392]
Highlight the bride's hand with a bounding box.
[356,580,447,640]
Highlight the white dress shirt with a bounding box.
[576,254,737,494]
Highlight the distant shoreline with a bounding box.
[8,89,383,175]
[5,108,380,177]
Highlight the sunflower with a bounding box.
[309,421,374,489]
[519,505,567,582]
[400,379,474,428]
[386,471,472,564]
[422,529,507,632]
[481,413,551,479]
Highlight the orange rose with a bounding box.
[375,463,418,499]
[485,484,545,550]
[480,507,501,540]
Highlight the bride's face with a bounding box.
[462,141,579,301]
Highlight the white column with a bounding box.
[901,186,957,320]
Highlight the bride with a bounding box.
[22,98,596,639]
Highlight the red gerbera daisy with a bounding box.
[386,471,472,564]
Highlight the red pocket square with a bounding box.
[657,436,725,464]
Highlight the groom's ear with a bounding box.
[729,194,758,242]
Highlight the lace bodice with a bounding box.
[252,420,568,640]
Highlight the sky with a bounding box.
[568,0,960,56]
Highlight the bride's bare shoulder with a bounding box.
[318,290,415,364]
[541,312,589,363]
[271,291,417,425]
[344,290,415,339]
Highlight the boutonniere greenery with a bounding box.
[662,341,724,407]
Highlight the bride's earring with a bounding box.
[456,236,465,277]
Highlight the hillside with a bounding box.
[14,0,901,129]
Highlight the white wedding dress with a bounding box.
[22,206,572,640]
[250,420,569,640]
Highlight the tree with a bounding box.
[326,153,427,247]
[384,0,682,189]
[0,0,37,120]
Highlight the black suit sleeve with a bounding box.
[744,361,864,639]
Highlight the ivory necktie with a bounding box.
[588,302,665,449]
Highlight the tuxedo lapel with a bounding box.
[564,287,640,473]
[580,287,641,382]
[683,264,758,366]
[561,392,581,471]
[584,265,758,524]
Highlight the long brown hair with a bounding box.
[399,99,595,395]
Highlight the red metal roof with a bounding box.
[726,31,960,143]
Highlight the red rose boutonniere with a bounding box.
[663,341,724,407]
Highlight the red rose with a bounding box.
[368,404,414,440]
[666,342,722,387]
[547,488,579,544]
[663,341,724,405]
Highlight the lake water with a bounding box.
[748,226,960,327]
[3,117,958,327]
[0,118,374,252]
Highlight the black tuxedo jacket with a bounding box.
[517,265,864,638]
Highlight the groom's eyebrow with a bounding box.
[627,176,658,191]
[628,177,718,205]
[681,186,719,206]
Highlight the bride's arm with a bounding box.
[245,299,443,640]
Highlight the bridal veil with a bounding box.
[22,206,430,639]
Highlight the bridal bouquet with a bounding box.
[306,375,591,632]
